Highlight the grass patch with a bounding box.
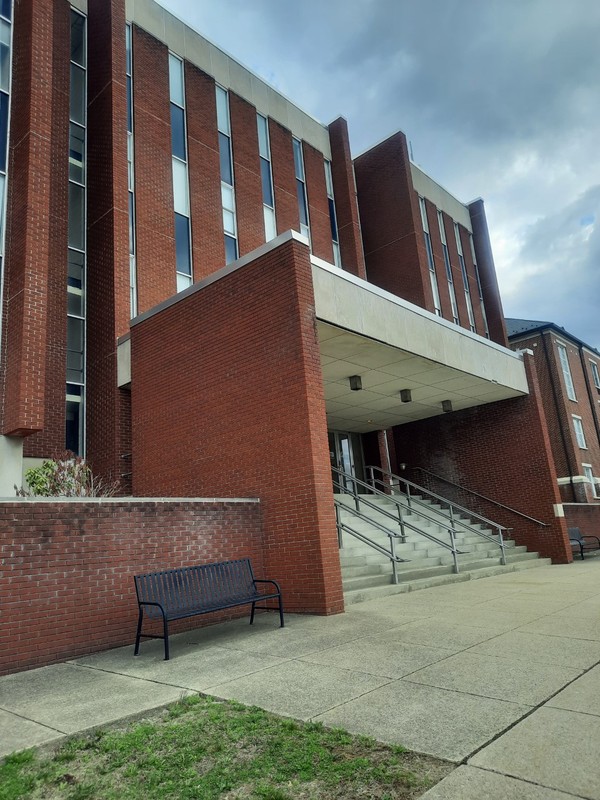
[0,694,452,799]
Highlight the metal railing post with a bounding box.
[497,526,506,565]
[448,524,460,573]
[397,502,406,543]
[335,503,342,548]
[390,536,399,584]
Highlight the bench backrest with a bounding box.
[134,558,257,617]
[568,527,583,542]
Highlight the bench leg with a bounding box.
[250,602,256,625]
[580,543,585,560]
[278,595,285,628]
[163,616,170,661]
[134,608,144,655]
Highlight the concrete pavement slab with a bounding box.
[517,614,600,642]
[469,706,600,799]
[300,636,452,678]
[74,641,287,691]
[207,659,389,720]
[314,679,529,762]
[403,650,582,706]
[436,607,545,632]
[468,629,600,669]
[546,664,600,716]
[370,618,499,652]
[0,709,65,758]
[0,664,189,734]
[420,765,578,799]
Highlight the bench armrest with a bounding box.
[582,535,600,545]
[138,600,167,616]
[253,578,282,594]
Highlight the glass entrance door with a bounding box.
[328,431,365,492]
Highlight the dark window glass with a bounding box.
[70,12,86,67]
[1,0,11,21]
[328,198,338,241]
[0,91,7,171]
[0,19,10,94]
[260,158,273,207]
[174,213,191,275]
[70,64,85,125]
[65,398,81,454]
[69,123,85,183]
[293,139,304,180]
[66,317,84,383]
[170,104,186,160]
[224,234,238,264]
[68,183,85,250]
[67,248,84,290]
[219,132,232,184]
[296,180,308,225]
[126,76,132,133]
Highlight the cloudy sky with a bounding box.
[161,0,600,350]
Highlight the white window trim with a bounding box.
[557,342,577,401]
[572,415,587,449]
[590,360,600,389]
[582,464,599,498]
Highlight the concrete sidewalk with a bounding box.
[2,559,600,799]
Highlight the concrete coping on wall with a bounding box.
[0,497,260,504]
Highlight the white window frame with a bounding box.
[572,415,587,449]
[557,342,577,401]
[582,464,599,498]
[590,359,600,390]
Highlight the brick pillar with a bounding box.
[229,92,264,256]
[86,0,131,483]
[303,141,334,263]
[1,0,66,439]
[131,234,344,614]
[270,121,299,236]
[327,117,366,278]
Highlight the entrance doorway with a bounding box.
[328,431,366,492]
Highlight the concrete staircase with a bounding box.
[336,493,551,604]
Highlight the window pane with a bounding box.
[263,205,276,241]
[324,159,333,197]
[68,183,85,250]
[128,191,135,254]
[174,212,191,275]
[257,114,269,159]
[69,123,85,183]
[67,317,84,383]
[292,138,304,180]
[168,54,184,106]
[296,180,308,225]
[223,208,235,235]
[219,132,232,184]
[0,19,9,94]
[221,182,234,212]
[67,286,83,317]
[172,157,189,216]
[70,12,86,67]
[0,90,7,172]
[224,234,238,264]
[125,24,132,74]
[70,63,85,125]
[126,75,132,133]
[0,0,11,21]
[170,104,186,160]
[260,158,273,207]
[176,272,192,292]
[68,248,84,289]
[0,173,4,239]
[328,197,338,241]
[65,398,81,454]
[216,86,229,134]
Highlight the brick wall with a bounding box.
[270,120,299,236]
[0,499,264,676]
[354,132,429,307]
[563,503,600,540]
[130,235,344,615]
[327,117,366,279]
[229,91,264,256]
[392,355,572,563]
[303,141,334,263]
[468,199,508,346]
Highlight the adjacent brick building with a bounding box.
[0,0,574,630]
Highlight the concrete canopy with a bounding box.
[313,257,529,434]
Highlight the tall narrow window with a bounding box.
[126,24,137,316]
[469,233,489,338]
[0,0,12,347]
[257,113,276,242]
[169,54,192,291]
[66,7,87,455]
[324,159,341,267]
[583,465,598,498]
[454,222,475,332]
[590,360,600,390]
[216,86,238,264]
[558,343,577,401]
[419,197,441,315]
[293,137,310,243]
[573,415,587,449]
[438,211,458,324]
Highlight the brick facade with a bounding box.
[130,235,344,615]
[0,499,263,675]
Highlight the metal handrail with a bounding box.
[332,466,507,573]
[408,466,550,528]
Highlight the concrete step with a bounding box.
[343,557,553,605]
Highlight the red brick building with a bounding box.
[507,319,600,505]
[0,0,573,617]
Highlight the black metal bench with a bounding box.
[569,527,600,560]
[133,558,284,660]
